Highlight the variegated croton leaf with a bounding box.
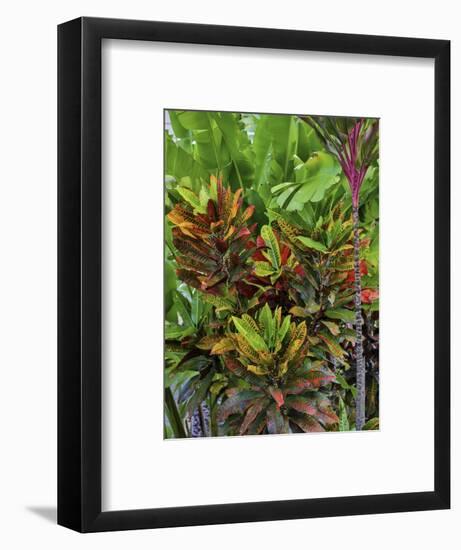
[246,224,305,312]
[167,176,257,295]
[213,304,338,435]
[164,110,380,439]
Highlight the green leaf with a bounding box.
[338,396,350,432]
[258,303,274,347]
[247,364,269,376]
[212,112,254,187]
[174,291,193,327]
[165,366,199,389]
[254,262,276,277]
[198,186,210,207]
[165,132,209,188]
[296,235,328,252]
[325,308,355,322]
[289,306,309,318]
[210,338,235,355]
[202,293,236,313]
[261,225,281,269]
[253,115,298,189]
[278,314,291,344]
[244,189,269,225]
[194,125,223,170]
[321,320,340,336]
[164,260,177,311]
[177,110,209,129]
[168,110,190,139]
[363,417,379,430]
[271,181,299,194]
[232,316,269,353]
[278,151,341,209]
[253,129,273,191]
[165,324,196,340]
[164,387,187,438]
[334,372,357,397]
[177,187,207,214]
[318,330,347,360]
[297,119,323,161]
[187,370,214,416]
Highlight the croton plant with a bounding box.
[164,110,379,438]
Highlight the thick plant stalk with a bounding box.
[352,204,365,430]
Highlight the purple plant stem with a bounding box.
[343,120,367,429]
[352,203,365,430]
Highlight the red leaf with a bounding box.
[361,288,379,303]
[215,238,228,253]
[291,415,324,433]
[269,387,284,408]
[294,264,305,277]
[239,399,267,435]
[317,405,339,426]
[236,281,257,298]
[306,369,336,388]
[285,369,335,394]
[224,358,245,376]
[344,260,368,284]
[217,178,225,215]
[256,235,266,248]
[207,199,217,221]
[280,245,291,265]
[286,396,317,416]
[248,223,258,234]
[218,390,262,422]
[252,250,267,262]
[236,227,251,239]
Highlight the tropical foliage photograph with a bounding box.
[164,109,379,438]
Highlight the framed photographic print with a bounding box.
[58,17,450,532]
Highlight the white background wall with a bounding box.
[0,1,457,548]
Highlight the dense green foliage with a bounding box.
[164,110,379,438]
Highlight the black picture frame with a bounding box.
[58,16,450,533]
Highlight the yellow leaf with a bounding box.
[247,364,268,376]
[278,361,289,377]
[254,262,275,277]
[210,338,235,355]
[196,335,222,350]
[235,334,261,363]
[294,321,307,344]
[289,306,307,317]
[229,188,242,221]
